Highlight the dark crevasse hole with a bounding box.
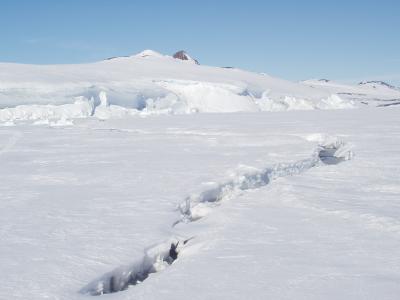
[81,240,189,296]
[318,148,345,165]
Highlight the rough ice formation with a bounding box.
[178,138,353,223]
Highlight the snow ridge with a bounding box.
[0,87,355,125]
[81,137,353,296]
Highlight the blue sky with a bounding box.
[1,0,399,85]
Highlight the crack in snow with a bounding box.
[80,239,190,296]
[81,136,353,296]
[176,138,353,224]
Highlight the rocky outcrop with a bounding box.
[173,50,199,65]
[358,81,397,90]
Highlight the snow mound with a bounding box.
[155,80,259,113]
[134,49,165,58]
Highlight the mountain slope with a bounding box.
[302,79,400,107]
[0,50,353,124]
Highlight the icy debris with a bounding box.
[49,118,74,127]
[0,79,354,125]
[93,105,134,120]
[0,97,94,125]
[98,91,109,107]
[318,94,355,109]
[255,93,354,111]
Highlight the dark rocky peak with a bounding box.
[173,50,199,65]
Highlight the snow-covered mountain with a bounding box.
[2,50,400,300]
[302,79,400,107]
[0,50,354,125]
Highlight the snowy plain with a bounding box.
[0,51,400,299]
[1,107,399,299]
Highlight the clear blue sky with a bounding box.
[1,0,399,85]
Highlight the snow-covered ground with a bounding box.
[1,49,399,299]
[0,50,356,125]
[302,79,400,107]
[1,106,400,299]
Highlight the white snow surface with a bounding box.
[1,107,400,299]
[0,50,355,124]
[302,79,400,107]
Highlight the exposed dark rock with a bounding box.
[173,50,199,65]
[358,81,397,90]
[104,55,129,61]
